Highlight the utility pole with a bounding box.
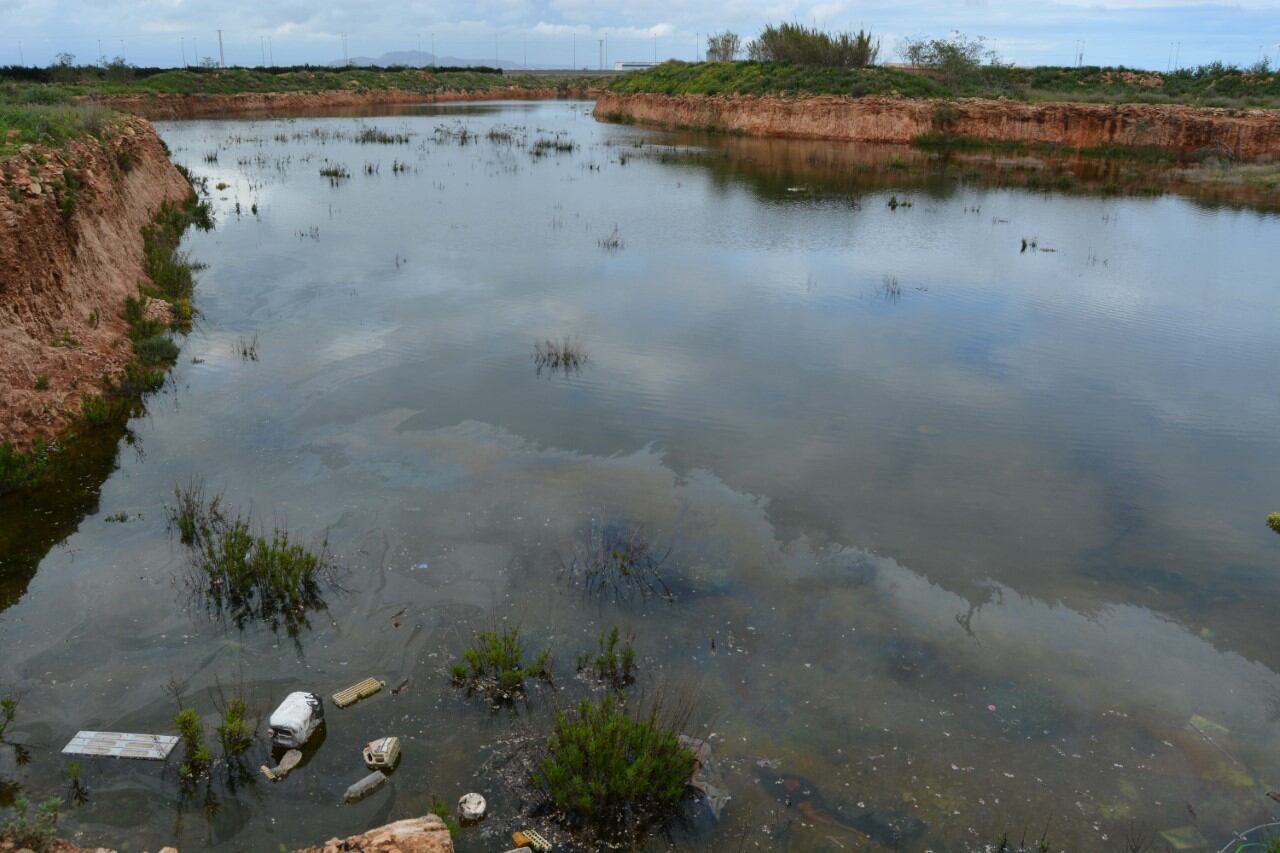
[181,38,186,67]
[1174,40,1180,71]
[17,40,22,66]
[573,34,576,69]
[523,38,527,69]
[654,33,657,62]
[260,36,266,66]
[97,39,102,65]
[217,29,225,67]
[120,39,125,62]
[268,37,273,64]
[696,33,700,62]
[598,39,603,70]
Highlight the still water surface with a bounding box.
[2,100,1280,851]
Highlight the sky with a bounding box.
[2,0,1279,71]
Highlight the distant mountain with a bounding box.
[327,50,524,70]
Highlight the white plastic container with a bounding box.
[269,692,325,748]
[458,792,486,821]
[363,736,401,769]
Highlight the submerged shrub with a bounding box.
[559,518,674,601]
[215,697,253,759]
[533,693,695,837]
[532,337,588,375]
[1268,513,1280,535]
[0,437,53,496]
[451,626,551,703]
[0,696,15,740]
[167,481,331,635]
[354,126,410,144]
[118,362,166,396]
[174,708,211,784]
[576,626,637,690]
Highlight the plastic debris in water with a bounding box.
[513,829,552,851]
[458,792,487,821]
[269,692,325,748]
[333,677,385,709]
[62,731,178,760]
[363,736,401,770]
[344,770,388,803]
[260,748,302,781]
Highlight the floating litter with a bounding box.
[333,677,384,709]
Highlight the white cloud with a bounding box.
[5,0,1280,68]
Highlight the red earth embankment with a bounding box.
[594,91,1280,159]
[0,116,190,449]
[85,85,597,119]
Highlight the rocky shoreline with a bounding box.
[2,814,454,853]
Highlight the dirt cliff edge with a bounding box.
[594,92,1280,159]
[0,116,191,450]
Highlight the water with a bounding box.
[2,99,1280,851]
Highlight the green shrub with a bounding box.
[134,333,180,364]
[139,195,209,306]
[48,332,80,348]
[215,697,252,758]
[533,694,695,836]
[901,33,1002,81]
[747,23,879,67]
[1268,513,1280,535]
[55,167,78,221]
[451,626,550,702]
[174,708,211,783]
[0,797,62,852]
[430,799,460,836]
[79,393,116,427]
[33,374,49,391]
[576,626,636,689]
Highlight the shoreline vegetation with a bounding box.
[1,63,604,102]
[609,58,1280,110]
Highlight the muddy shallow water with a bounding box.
[2,100,1280,851]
